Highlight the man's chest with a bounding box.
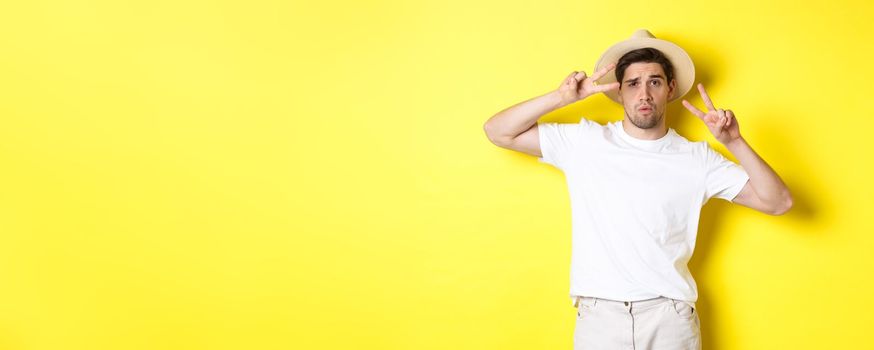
[563,149,705,212]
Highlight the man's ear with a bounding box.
[668,79,677,99]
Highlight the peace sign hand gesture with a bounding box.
[682,83,742,145]
[557,62,621,107]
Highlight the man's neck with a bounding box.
[621,119,668,140]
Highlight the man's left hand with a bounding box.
[681,83,742,145]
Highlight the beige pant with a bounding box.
[573,296,701,350]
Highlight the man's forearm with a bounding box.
[484,90,565,144]
[725,137,793,208]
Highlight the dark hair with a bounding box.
[615,47,674,85]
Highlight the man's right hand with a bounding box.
[557,62,621,106]
[484,62,621,156]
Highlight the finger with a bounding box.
[726,109,734,127]
[595,82,620,92]
[566,71,578,85]
[574,71,587,81]
[698,83,717,111]
[682,99,706,119]
[717,108,726,128]
[591,62,617,81]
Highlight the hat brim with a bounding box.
[594,37,695,105]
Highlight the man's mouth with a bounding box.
[638,105,653,112]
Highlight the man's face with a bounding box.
[617,62,676,130]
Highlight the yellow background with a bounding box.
[0,0,872,349]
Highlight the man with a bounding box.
[482,29,793,350]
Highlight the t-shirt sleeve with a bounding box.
[537,119,591,170]
[702,142,750,202]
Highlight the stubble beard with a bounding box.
[626,108,662,129]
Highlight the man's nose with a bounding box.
[637,87,653,101]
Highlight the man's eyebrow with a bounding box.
[624,75,666,83]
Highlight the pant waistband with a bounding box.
[572,295,695,310]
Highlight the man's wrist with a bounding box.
[725,136,746,150]
[547,89,568,110]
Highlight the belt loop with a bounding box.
[592,297,598,308]
[574,296,581,308]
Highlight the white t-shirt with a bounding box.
[537,118,750,309]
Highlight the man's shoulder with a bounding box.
[578,117,608,128]
[668,130,710,154]
[668,128,693,143]
[563,117,609,138]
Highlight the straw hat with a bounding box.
[593,29,695,104]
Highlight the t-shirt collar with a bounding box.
[613,120,674,149]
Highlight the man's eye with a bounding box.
[629,82,637,87]
[650,80,660,86]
